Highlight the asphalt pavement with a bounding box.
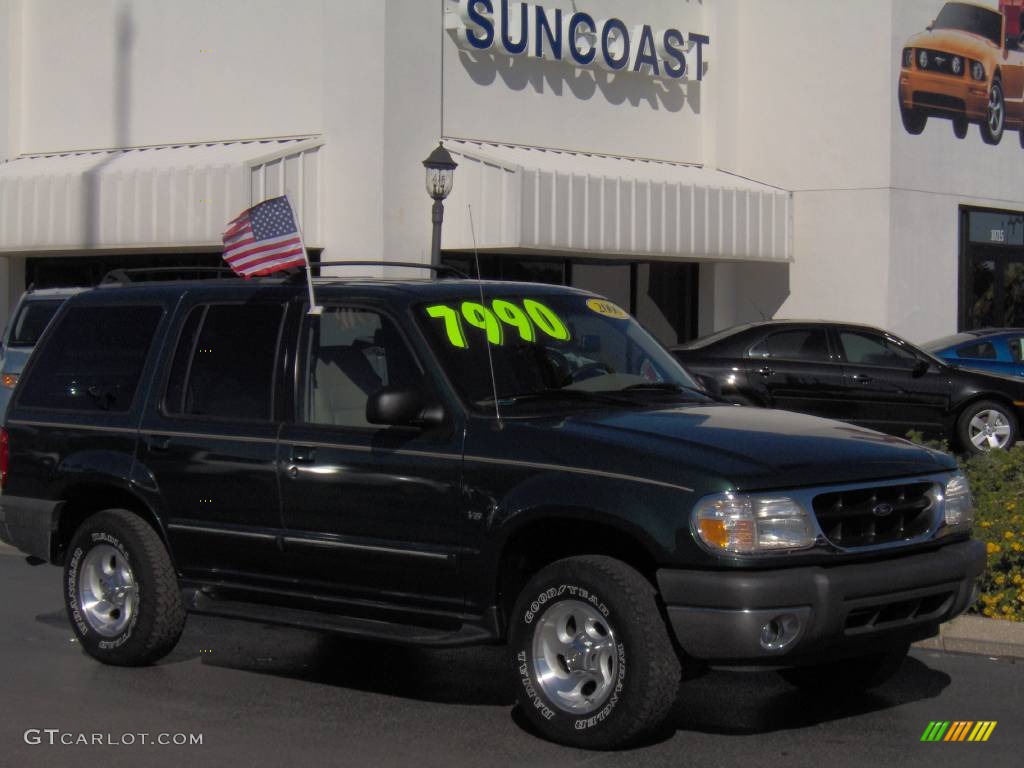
[1,544,1022,768]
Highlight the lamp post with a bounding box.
[422,143,458,265]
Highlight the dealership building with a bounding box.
[1,0,1023,347]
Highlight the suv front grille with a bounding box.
[812,482,936,549]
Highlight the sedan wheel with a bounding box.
[968,410,1012,450]
[957,400,1017,453]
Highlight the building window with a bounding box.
[960,206,1024,330]
[441,253,699,345]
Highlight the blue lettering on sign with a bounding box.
[534,6,562,59]
[567,12,596,66]
[662,29,687,79]
[633,25,659,75]
[688,32,710,81]
[601,18,629,70]
[501,0,528,55]
[466,0,495,49]
[450,0,708,82]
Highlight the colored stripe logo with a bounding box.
[921,721,997,742]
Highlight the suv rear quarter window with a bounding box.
[163,303,285,421]
[16,305,162,412]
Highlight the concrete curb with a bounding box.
[914,614,1024,660]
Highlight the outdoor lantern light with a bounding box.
[422,143,458,264]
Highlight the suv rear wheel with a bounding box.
[508,555,680,749]
[64,509,185,666]
[777,643,909,694]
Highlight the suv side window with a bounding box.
[164,304,284,421]
[748,329,830,361]
[301,307,420,428]
[839,330,919,368]
[17,305,162,412]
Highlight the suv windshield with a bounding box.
[933,2,1002,46]
[7,299,64,347]
[418,292,702,408]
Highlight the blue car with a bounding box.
[923,328,1024,378]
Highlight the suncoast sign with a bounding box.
[446,0,710,82]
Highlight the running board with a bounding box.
[182,588,496,647]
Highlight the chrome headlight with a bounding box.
[970,60,985,81]
[902,47,914,68]
[693,493,816,555]
[939,472,974,534]
[918,49,929,68]
[951,56,962,75]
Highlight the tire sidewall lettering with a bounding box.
[518,582,625,729]
[68,530,138,649]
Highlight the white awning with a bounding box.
[442,140,791,263]
[0,138,323,252]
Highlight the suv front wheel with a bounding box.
[64,509,185,666]
[508,555,680,749]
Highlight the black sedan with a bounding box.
[672,320,1024,453]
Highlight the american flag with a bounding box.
[222,196,307,277]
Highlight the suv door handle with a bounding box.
[851,373,872,384]
[291,446,317,464]
[145,435,171,452]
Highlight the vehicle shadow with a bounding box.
[664,655,950,737]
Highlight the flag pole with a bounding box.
[287,194,322,315]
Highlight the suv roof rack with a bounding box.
[100,267,239,285]
[292,260,469,282]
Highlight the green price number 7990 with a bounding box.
[425,299,570,348]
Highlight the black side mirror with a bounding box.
[366,386,444,427]
[912,359,929,378]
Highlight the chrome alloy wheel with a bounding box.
[531,599,619,714]
[968,409,1012,450]
[78,544,139,637]
[987,83,1004,136]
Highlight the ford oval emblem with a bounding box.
[872,502,894,517]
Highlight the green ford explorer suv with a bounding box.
[0,270,986,749]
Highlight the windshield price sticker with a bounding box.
[426,299,570,348]
[586,298,629,319]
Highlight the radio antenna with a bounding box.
[468,204,501,423]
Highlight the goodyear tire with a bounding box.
[64,509,185,666]
[778,643,909,694]
[509,556,680,749]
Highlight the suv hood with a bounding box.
[535,403,955,493]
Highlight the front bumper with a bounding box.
[658,539,985,663]
[899,70,988,120]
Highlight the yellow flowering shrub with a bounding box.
[905,435,1024,621]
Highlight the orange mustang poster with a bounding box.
[898,0,1024,145]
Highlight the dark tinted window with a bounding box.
[8,299,64,346]
[18,305,162,411]
[933,3,1002,46]
[748,329,830,361]
[957,341,997,359]
[164,304,283,421]
[839,330,920,368]
[301,308,421,428]
[1009,338,1024,363]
